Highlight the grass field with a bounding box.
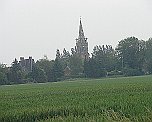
[0,76,152,122]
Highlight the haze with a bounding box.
[0,0,152,65]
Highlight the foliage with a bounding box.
[36,57,54,82]
[143,38,152,74]
[116,37,145,70]
[7,58,24,84]
[123,67,144,76]
[1,36,152,84]
[28,64,47,83]
[84,57,106,78]
[69,54,84,76]
[51,58,64,81]
[0,64,8,85]
[92,45,116,71]
[84,45,115,78]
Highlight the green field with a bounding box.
[0,76,152,122]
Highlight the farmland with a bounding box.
[0,76,152,122]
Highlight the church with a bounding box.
[64,18,89,76]
[73,18,89,60]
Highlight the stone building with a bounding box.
[74,18,89,60]
[64,66,71,76]
[19,56,35,72]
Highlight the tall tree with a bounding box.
[8,58,24,84]
[84,57,105,78]
[51,58,64,81]
[60,48,70,69]
[92,45,116,72]
[69,55,84,76]
[84,45,115,78]
[116,37,145,75]
[56,49,61,59]
[62,48,70,59]
[28,64,47,83]
[0,64,8,85]
[36,56,54,82]
[143,38,152,74]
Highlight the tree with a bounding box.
[71,48,76,55]
[84,45,115,78]
[116,37,145,75]
[92,45,116,72]
[84,57,106,78]
[60,48,71,70]
[69,55,84,76]
[28,64,47,83]
[62,48,70,59]
[143,38,152,74]
[36,56,55,82]
[8,58,24,84]
[51,58,64,81]
[56,49,61,59]
[0,64,8,85]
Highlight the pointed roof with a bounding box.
[78,17,85,39]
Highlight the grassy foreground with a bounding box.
[0,76,152,122]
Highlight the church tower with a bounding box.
[75,18,89,59]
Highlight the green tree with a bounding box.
[116,37,145,75]
[51,58,64,81]
[60,48,71,70]
[84,45,115,78]
[92,45,116,72]
[8,58,24,84]
[62,48,70,59]
[143,38,152,74]
[36,56,55,82]
[56,49,61,59]
[0,64,8,85]
[28,64,47,83]
[69,55,84,76]
[84,57,106,78]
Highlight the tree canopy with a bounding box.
[1,36,152,85]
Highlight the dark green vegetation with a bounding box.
[1,37,152,85]
[0,76,152,122]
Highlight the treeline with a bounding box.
[0,37,152,85]
[85,37,152,77]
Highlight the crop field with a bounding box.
[0,76,152,122]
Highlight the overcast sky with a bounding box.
[0,0,152,65]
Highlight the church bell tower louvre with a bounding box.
[75,17,89,60]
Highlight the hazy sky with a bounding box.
[0,0,152,65]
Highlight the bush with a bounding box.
[123,67,144,76]
[107,70,123,76]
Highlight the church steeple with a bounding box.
[79,17,85,40]
[75,17,89,59]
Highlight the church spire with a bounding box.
[75,17,89,59]
[79,17,85,40]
